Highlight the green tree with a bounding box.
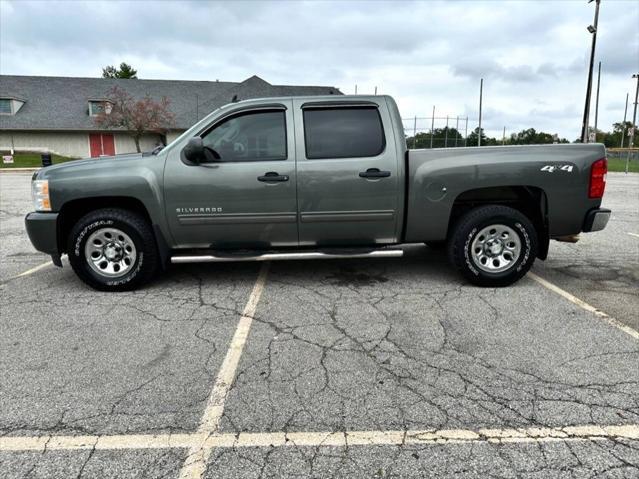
[406,127,466,148]
[102,62,138,79]
[508,128,568,145]
[598,122,636,148]
[466,127,496,146]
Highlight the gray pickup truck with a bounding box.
[25,95,610,291]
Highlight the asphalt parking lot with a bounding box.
[1,171,638,478]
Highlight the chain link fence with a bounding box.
[402,115,470,149]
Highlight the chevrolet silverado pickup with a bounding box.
[25,95,610,291]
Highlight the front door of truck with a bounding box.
[293,99,401,246]
[163,101,298,249]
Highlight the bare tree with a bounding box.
[94,86,175,153]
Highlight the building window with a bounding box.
[89,101,112,116]
[0,99,12,115]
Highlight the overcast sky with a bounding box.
[1,0,637,140]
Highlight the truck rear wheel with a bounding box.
[447,205,537,287]
[67,208,159,291]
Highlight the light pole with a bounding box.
[593,61,601,142]
[580,0,600,143]
[620,92,628,148]
[478,78,483,147]
[626,73,639,174]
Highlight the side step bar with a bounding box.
[171,249,403,264]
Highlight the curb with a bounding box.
[0,168,41,173]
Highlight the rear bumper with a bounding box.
[25,212,59,256]
[582,208,611,232]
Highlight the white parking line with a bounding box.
[178,262,270,479]
[1,424,637,453]
[14,260,53,278]
[627,233,639,239]
[528,272,639,340]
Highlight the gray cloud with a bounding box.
[1,0,637,139]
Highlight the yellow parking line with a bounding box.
[178,262,270,479]
[528,272,639,340]
[0,424,637,452]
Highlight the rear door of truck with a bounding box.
[293,98,401,246]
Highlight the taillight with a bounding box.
[588,158,607,199]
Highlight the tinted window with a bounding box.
[303,107,385,159]
[202,110,286,162]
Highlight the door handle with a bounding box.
[258,171,289,182]
[359,168,391,179]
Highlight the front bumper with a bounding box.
[583,208,611,232]
[25,212,59,257]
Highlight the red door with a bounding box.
[89,133,115,157]
[89,134,101,157]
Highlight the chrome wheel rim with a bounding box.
[470,224,521,273]
[84,227,137,277]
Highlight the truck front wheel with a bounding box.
[67,208,159,291]
[448,205,538,287]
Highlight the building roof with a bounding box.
[0,75,341,131]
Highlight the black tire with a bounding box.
[67,208,159,291]
[447,205,537,287]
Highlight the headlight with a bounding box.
[31,180,51,211]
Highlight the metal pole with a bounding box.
[580,0,600,143]
[478,78,483,147]
[430,106,435,148]
[355,84,357,95]
[502,126,506,145]
[374,86,377,95]
[464,117,468,147]
[455,116,459,147]
[626,74,639,174]
[594,61,601,142]
[413,115,417,149]
[620,92,629,148]
[445,116,449,148]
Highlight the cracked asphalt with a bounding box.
[1,171,638,478]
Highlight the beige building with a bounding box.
[0,75,339,158]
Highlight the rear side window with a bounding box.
[303,107,385,159]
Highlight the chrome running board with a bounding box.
[171,249,403,264]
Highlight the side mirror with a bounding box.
[183,137,205,165]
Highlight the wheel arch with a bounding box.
[447,185,549,260]
[57,196,170,267]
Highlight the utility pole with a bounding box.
[355,84,358,95]
[620,92,629,148]
[593,61,601,142]
[445,116,449,148]
[455,116,460,147]
[626,74,639,174]
[478,78,483,147]
[502,126,506,145]
[464,117,468,147]
[580,0,600,143]
[430,106,435,148]
[413,116,417,149]
[374,86,377,95]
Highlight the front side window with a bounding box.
[201,110,286,162]
[0,99,12,115]
[303,106,385,159]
